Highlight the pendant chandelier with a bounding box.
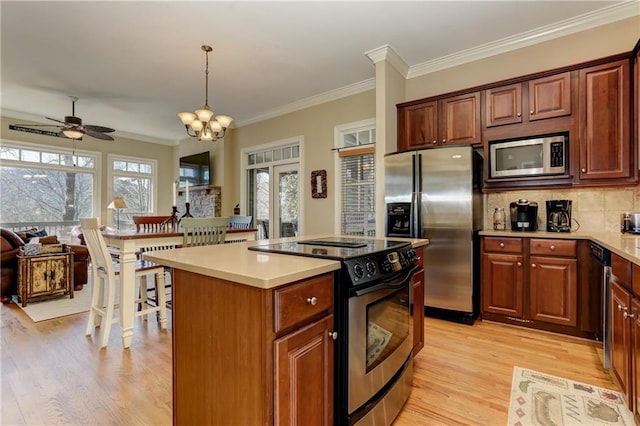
[178,45,233,142]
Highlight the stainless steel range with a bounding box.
[249,237,419,425]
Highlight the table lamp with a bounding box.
[107,197,128,230]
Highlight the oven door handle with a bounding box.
[353,265,419,297]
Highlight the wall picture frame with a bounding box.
[311,170,327,199]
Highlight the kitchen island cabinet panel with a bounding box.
[172,268,334,425]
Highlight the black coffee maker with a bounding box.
[546,199,572,232]
[510,199,538,231]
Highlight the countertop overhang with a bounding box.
[143,235,428,289]
[480,229,640,265]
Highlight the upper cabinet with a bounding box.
[576,59,632,182]
[485,72,571,128]
[398,92,481,151]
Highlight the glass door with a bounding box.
[247,163,299,239]
[274,163,298,238]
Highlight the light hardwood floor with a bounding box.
[1,302,617,425]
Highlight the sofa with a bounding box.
[0,227,90,303]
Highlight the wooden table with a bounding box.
[102,227,257,348]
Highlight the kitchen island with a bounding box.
[144,236,428,425]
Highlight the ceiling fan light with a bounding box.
[215,115,233,128]
[195,108,214,122]
[190,120,204,131]
[209,120,222,133]
[62,128,84,139]
[178,112,197,125]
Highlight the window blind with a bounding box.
[340,151,375,236]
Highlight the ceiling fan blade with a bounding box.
[13,123,62,128]
[45,116,67,125]
[84,129,114,141]
[84,124,115,133]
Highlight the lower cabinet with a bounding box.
[481,236,593,338]
[172,269,335,425]
[17,249,74,307]
[609,254,640,418]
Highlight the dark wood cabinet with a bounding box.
[484,72,571,128]
[481,237,524,318]
[412,250,424,357]
[577,59,632,182]
[275,315,334,426]
[631,297,640,422]
[611,277,632,407]
[480,236,592,338]
[398,92,480,151]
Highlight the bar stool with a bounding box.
[80,218,167,348]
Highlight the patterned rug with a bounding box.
[508,367,635,426]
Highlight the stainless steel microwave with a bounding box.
[489,134,567,178]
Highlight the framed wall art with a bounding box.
[311,170,327,199]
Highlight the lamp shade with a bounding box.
[107,197,128,209]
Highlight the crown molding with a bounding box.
[234,78,375,127]
[1,108,179,146]
[364,44,409,78]
[407,1,640,79]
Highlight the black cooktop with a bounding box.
[248,237,409,261]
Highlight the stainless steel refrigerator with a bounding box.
[384,145,483,324]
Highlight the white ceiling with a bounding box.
[1,1,637,145]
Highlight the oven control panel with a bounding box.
[344,247,417,286]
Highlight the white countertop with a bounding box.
[480,229,640,265]
[143,235,429,289]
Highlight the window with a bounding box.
[108,155,157,225]
[335,120,376,236]
[0,141,99,233]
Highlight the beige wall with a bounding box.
[227,90,376,234]
[0,115,176,225]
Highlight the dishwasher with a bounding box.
[590,242,611,368]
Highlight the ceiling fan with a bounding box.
[11,96,116,141]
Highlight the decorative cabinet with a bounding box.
[484,72,571,128]
[17,249,74,307]
[577,59,633,182]
[398,92,481,151]
[481,236,591,338]
[412,248,424,357]
[172,269,335,425]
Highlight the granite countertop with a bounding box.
[143,235,428,289]
[479,229,640,265]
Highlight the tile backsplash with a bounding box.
[485,187,640,233]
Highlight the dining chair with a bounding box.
[228,215,253,229]
[80,218,167,348]
[182,217,230,247]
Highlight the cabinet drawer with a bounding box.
[611,253,630,288]
[274,273,333,333]
[530,239,576,257]
[483,237,522,253]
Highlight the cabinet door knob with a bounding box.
[499,242,505,248]
[307,296,318,306]
[618,304,627,312]
[530,110,534,114]
[328,331,338,340]
[432,140,437,144]
[516,112,521,117]
[581,168,586,173]
[624,311,635,320]
[517,262,522,267]
[441,139,446,143]
[549,245,556,251]
[531,263,537,268]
